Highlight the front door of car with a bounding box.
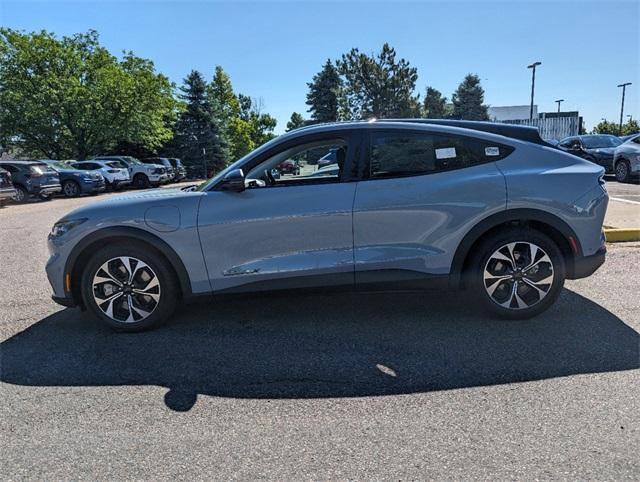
[197,132,360,293]
[352,129,508,286]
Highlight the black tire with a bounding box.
[470,227,565,319]
[13,185,28,203]
[39,193,52,201]
[615,160,630,183]
[134,173,150,189]
[80,242,178,332]
[63,180,81,197]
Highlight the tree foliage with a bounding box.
[336,43,420,119]
[591,119,639,136]
[451,74,489,121]
[306,59,341,123]
[169,70,225,173]
[422,87,449,118]
[286,112,306,131]
[0,29,176,159]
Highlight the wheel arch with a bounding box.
[64,226,192,308]
[450,208,581,287]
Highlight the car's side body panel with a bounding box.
[197,183,357,292]
[352,161,506,279]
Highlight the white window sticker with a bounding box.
[485,146,500,156]
[435,147,457,159]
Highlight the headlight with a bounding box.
[81,175,93,181]
[49,218,87,239]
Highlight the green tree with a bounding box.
[207,65,239,160]
[238,94,277,147]
[286,112,306,131]
[306,59,342,123]
[170,70,225,175]
[422,87,449,118]
[336,43,420,119]
[0,29,176,159]
[592,119,639,136]
[451,74,489,121]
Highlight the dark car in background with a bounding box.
[41,160,105,197]
[0,167,16,206]
[143,158,175,182]
[167,158,186,181]
[0,160,61,202]
[275,159,300,175]
[558,134,622,173]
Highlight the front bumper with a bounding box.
[80,180,106,193]
[52,294,77,308]
[570,245,606,279]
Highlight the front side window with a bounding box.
[369,131,511,179]
[245,139,348,188]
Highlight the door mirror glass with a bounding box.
[220,169,245,192]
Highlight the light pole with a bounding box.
[617,82,632,132]
[555,99,564,113]
[527,61,541,121]
[190,134,208,180]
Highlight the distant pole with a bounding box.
[202,147,207,179]
[617,82,632,132]
[555,99,564,113]
[527,61,541,121]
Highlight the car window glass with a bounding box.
[246,139,347,188]
[369,132,510,179]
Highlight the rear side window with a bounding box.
[369,131,513,179]
[107,161,126,168]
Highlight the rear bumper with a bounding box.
[36,184,62,195]
[0,187,16,199]
[570,245,606,279]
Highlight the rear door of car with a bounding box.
[352,128,508,286]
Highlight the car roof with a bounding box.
[0,159,44,165]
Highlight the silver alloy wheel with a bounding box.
[483,242,554,310]
[64,181,79,197]
[13,187,25,202]
[615,161,628,182]
[92,256,161,323]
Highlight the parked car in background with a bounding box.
[275,158,300,175]
[0,166,16,207]
[168,158,187,181]
[557,134,622,173]
[619,133,640,142]
[0,160,61,202]
[46,120,608,331]
[317,149,338,168]
[143,158,176,182]
[71,160,130,190]
[613,133,640,183]
[95,156,168,188]
[41,160,106,197]
[309,165,340,178]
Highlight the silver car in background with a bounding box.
[46,120,608,331]
[613,133,640,183]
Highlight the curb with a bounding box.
[603,228,640,243]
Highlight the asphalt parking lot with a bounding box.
[1,185,639,479]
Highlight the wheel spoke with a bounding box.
[102,292,124,318]
[94,262,123,287]
[485,276,510,296]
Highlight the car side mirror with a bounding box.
[570,142,582,151]
[220,168,245,192]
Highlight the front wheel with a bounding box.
[615,160,630,183]
[81,243,178,331]
[63,180,80,197]
[470,228,565,319]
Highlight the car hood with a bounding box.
[61,188,203,221]
[586,147,616,156]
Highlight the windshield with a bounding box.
[47,161,71,170]
[581,135,622,148]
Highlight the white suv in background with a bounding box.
[71,160,131,190]
[94,156,169,188]
[613,134,640,183]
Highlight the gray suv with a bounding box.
[0,160,62,202]
[46,121,608,331]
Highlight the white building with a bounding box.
[488,105,537,121]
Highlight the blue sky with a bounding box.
[2,0,638,133]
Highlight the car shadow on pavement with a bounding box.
[1,288,638,411]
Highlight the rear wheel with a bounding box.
[470,228,565,319]
[81,243,178,331]
[63,180,80,197]
[615,160,630,183]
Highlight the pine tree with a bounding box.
[286,112,307,131]
[306,59,342,123]
[171,70,225,176]
[451,74,489,121]
[208,65,240,160]
[337,43,420,119]
[423,87,449,118]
